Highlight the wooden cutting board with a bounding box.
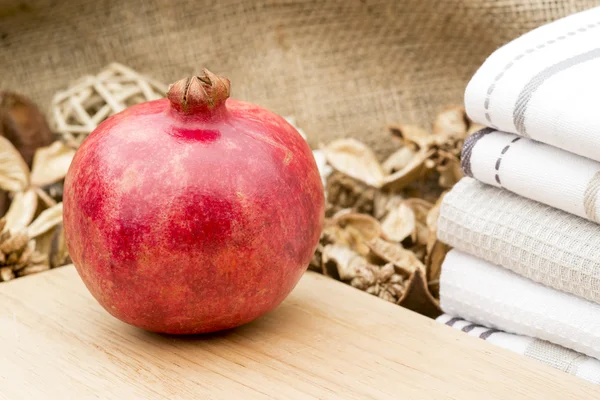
[1,265,599,399]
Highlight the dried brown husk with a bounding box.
[49,223,70,268]
[321,243,369,281]
[367,237,425,276]
[437,156,463,188]
[0,92,55,167]
[0,136,30,192]
[389,124,437,150]
[380,203,415,242]
[381,149,433,191]
[323,138,385,187]
[397,269,442,318]
[4,188,37,234]
[372,192,403,220]
[325,171,377,217]
[27,202,63,238]
[432,106,469,141]
[381,147,416,174]
[30,141,76,187]
[333,213,382,242]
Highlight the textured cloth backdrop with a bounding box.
[465,6,600,162]
[437,314,600,385]
[1,0,600,155]
[461,129,600,223]
[438,177,600,304]
[440,250,600,360]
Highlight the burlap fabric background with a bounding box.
[1,0,599,155]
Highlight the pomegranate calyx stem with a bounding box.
[167,69,231,114]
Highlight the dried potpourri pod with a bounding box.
[0,136,74,222]
[380,203,415,242]
[325,171,377,216]
[0,137,70,281]
[321,244,408,304]
[398,269,442,318]
[0,92,55,167]
[322,138,386,188]
[366,237,426,276]
[432,106,469,140]
[0,212,61,281]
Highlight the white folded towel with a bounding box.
[437,177,600,305]
[462,129,600,223]
[465,6,600,162]
[437,314,600,385]
[440,249,600,360]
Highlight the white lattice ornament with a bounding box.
[51,63,168,147]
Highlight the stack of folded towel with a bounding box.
[436,6,600,384]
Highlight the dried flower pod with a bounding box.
[425,241,449,298]
[321,244,368,281]
[309,243,323,272]
[50,223,70,268]
[323,138,385,187]
[0,135,30,193]
[436,152,463,188]
[333,213,381,242]
[381,149,433,191]
[27,202,63,238]
[4,188,37,233]
[367,238,425,276]
[17,262,50,277]
[397,269,442,318]
[17,239,35,266]
[372,192,404,220]
[380,203,415,242]
[326,171,377,216]
[0,92,55,167]
[349,264,377,289]
[382,147,415,174]
[378,289,397,303]
[433,106,469,140]
[0,267,14,282]
[389,124,435,151]
[30,141,75,188]
[0,232,28,254]
[378,263,395,281]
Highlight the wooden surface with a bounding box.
[1,266,599,400]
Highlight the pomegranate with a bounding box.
[63,70,324,334]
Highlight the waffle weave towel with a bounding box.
[440,250,600,359]
[437,314,600,385]
[461,129,600,223]
[437,177,600,304]
[465,6,600,162]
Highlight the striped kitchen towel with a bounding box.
[440,249,600,360]
[464,6,600,162]
[461,129,600,223]
[437,314,600,385]
[437,177,600,305]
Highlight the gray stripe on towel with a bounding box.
[461,128,495,177]
[513,48,600,137]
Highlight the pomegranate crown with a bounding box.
[167,69,231,114]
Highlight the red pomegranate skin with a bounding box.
[63,84,324,334]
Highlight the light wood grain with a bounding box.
[0,266,599,400]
